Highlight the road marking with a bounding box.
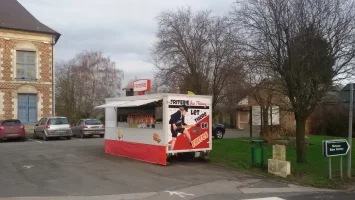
[23,165,34,169]
[239,186,334,194]
[28,139,43,144]
[243,198,285,200]
[165,191,194,198]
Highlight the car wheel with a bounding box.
[67,136,72,140]
[214,129,224,139]
[42,132,48,141]
[33,131,37,139]
[100,135,104,138]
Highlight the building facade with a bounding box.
[0,0,60,124]
[236,95,309,133]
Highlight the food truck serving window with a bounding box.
[116,99,163,130]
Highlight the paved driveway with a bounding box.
[0,137,351,200]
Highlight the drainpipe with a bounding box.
[52,35,55,117]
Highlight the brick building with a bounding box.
[0,0,60,124]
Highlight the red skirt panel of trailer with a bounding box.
[105,139,167,165]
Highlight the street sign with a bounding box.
[323,139,350,157]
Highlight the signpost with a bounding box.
[339,83,354,178]
[322,139,350,179]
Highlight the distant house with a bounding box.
[0,0,60,123]
[236,87,342,134]
[236,95,296,132]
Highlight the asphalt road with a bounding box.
[0,136,353,200]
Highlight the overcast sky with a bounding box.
[18,0,234,87]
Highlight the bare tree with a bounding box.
[152,7,244,112]
[244,57,278,134]
[219,63,251,127]
[232,0,355,163]
[56,50,124,122]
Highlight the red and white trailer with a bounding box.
[95,93,212,165]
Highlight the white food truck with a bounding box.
[95,93,212,165]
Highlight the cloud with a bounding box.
[18,0,234,86]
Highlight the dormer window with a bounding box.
[16,50,36,80]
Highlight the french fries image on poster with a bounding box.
[168,98,210,151]
[117,131,123,141]
[153,133,161,143]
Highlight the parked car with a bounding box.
[72,118,105,138]
[34,117,72,141]
[212,123,225,139]
[0,119,26,141]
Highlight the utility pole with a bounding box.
[348,83,353,178]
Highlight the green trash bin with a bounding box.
[251,140,264,167]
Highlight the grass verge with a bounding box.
[209,135,355,189]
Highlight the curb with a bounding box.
[209,162,350,191]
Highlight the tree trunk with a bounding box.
[270,106,273,132]
[229,109,236,129]
[295,114,307,163]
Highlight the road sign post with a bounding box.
[329,157,332,179]
[340,156,343,179]
[348,83,353,178]
[322,139,350,179]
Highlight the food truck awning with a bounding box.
[94,101,131,108]
[115,99,161,107]
[95,99,161,109]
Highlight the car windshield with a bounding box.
[85,120,102,125]
[48,118,69,125]
[2,120,21,126]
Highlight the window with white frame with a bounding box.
[16,50,36,80]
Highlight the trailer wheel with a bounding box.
[167,154,174,164]
[177,152,194,161]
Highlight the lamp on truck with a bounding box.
[122,88,134,96]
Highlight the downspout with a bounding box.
[52,35,55,117]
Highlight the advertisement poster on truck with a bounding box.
[167,96,211,153]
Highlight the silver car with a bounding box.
[72,118,105,138]
[34,117,72,141]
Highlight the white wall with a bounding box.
[252,106,280,125]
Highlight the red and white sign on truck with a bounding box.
[95,93,212,165]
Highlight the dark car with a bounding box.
[0,119,26,141]
[212,123,225,139]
